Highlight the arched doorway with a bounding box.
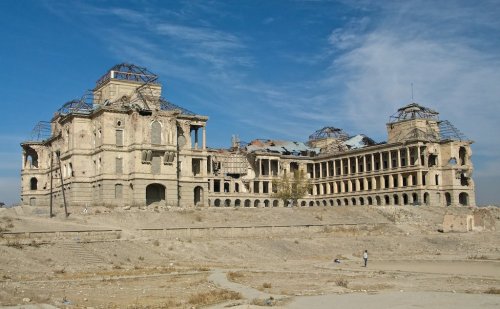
[146,183,165,206]
[445,192,452,206]
[194,186,203,206]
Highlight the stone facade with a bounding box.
[21,64,476,208]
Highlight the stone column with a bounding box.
[363,155,367,173]
[194,127,199,149]
[380,175,385,189]
[408,173,413,186]
[388,151,392,169]
[355,157,359,173]
[371,153,375,172]
[397,149,401,168]
[202,126,206,150]
[389,174,394,188]
[347,180,352,193]
[398,173,403,188]
[417,146,421,166]
[406,147,410,166]
[340,159,344,176]
[347,158,351,175]
[333,160,336,176]
[379,152,383,170]
[363,177,368,191]
[417,170,423,186]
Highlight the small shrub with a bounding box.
[153,240,160,246]
[95,209,101,214]
[187,289,241,306]
[294,239,299,244]
[227,271,244,281]
[168,246,174,251]
[262,282,272,289]
[6,241,23,249]
[335,277,349,288]
[138,256,144,261]
[485,287,500,294]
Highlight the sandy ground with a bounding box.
[0,205,499,308]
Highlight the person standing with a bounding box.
[363,250,368,267]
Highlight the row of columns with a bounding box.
[311,171,424,195]
[311,145,425,179]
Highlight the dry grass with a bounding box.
[6,241,23,249]
[485,287,500,294]
[187,289,241,305]
[262,282,272,288]
[153,239,160,246]
[335,277,349,288]
[227,271,244,281]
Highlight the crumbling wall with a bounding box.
[473,208,496,231]
[442,214,473,232]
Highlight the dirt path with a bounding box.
[286,291,500,309]
[207,269,288,307]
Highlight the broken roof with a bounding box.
[95,63,158,89]
[246,139,319,156]
[389,102,439,123]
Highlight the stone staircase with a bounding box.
[58,241,104,264]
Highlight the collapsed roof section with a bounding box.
[309,126,349,141]
[57,90,94,116]
[246,139,319,156]
[30,121,52,142]
[389,102,439,123]
[95,63,158,89]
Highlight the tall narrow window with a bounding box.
[115,184,123,199]
[116,130,124,146]
[151,121,161,144]
[116,157,123,175]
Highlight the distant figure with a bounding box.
[363,250,368,267]
[334,258,341,264]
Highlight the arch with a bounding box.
[337,199,342,206]
[459,147,467,165]
[244,199,251,207]
[330,199,334,206]
[214,199,221,207]
[224,182,230,193]
[423,192,430,205]
[235,183,240,192]
[254,199,261,207]
[376,196,381,206]
[273,200,279,207]
[459,192,469,206]
[316,201,321,206]
[235,199,241,207]
[322,200,327,206]
[393,194,399,205]
[146,183,165,206]
[151,121,162,144]
[301,201,306,207]
[402,193,409,205]
[29,197,36,206]
[344,198,349,206]
[412,193,418,205]
[359,197,365,206]
[351,198,357,206]
[194,186,204,206]
[384,195,390,205]
[264,200,270,207]
[224,199,231,207]
[367,196,373,205]
[445,192,452,206]
[309,201,314,207]
[30,177,38,190]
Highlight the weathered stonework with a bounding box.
[21,64,476,208]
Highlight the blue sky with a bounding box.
[1,0,499,205]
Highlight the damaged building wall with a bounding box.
[21,65,476,209]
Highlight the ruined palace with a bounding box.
[20,64,476,208]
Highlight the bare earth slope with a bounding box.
[0,205,499,308]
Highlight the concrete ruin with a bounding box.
[20,64,476,209]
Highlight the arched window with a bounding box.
[151,121,162,145]
[30,177,38,190]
